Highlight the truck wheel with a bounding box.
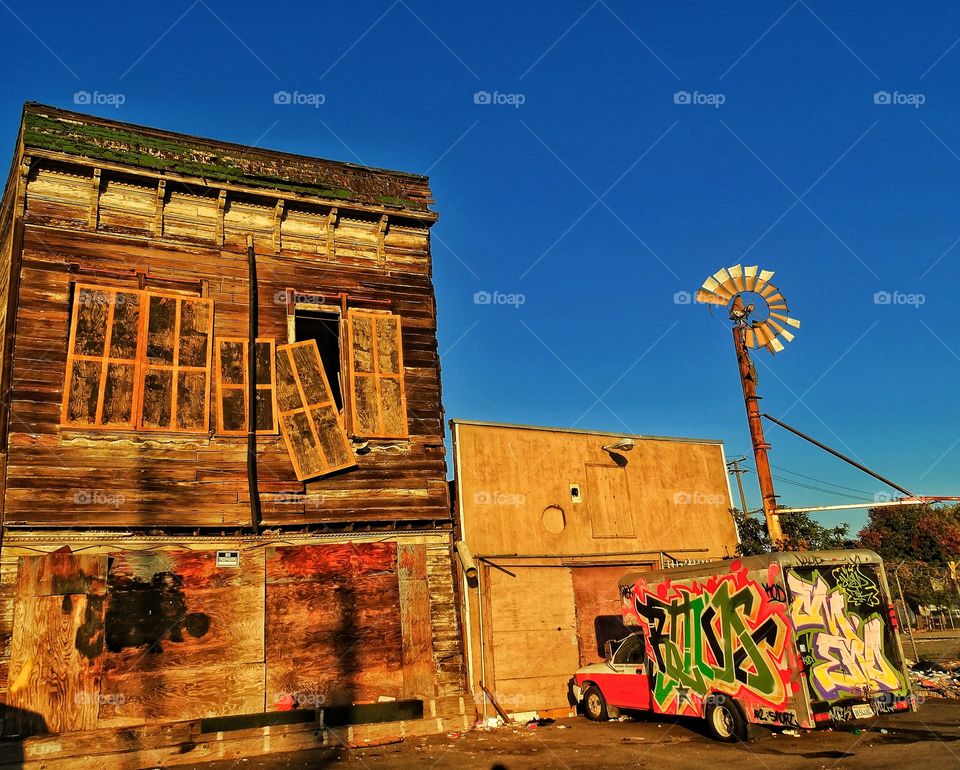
[705,694,748,742]
[583,685,609,721]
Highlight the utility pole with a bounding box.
[727,456,750,516]
[732,322,783,544]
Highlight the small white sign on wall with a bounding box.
[216,550,240,568]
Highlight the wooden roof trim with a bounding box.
[25,148,439,225]
[449,418,726,446]
[21,103,438,219]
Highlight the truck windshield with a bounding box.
[612,633,645,665]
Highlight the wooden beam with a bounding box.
[153,179,166,238]
[377,215,388,266]
[326,207,337,258]
[273,199,284,254]
[88,168,102,230]
[216,189,227,246]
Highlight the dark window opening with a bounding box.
[294,309,343,410]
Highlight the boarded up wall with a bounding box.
[264,542,405,709]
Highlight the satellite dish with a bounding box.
[695,264,800,354]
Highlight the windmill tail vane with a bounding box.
[695,264,800,354]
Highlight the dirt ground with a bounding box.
[183,698,960,770]
[906,629,960,664]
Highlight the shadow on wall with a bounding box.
[0,705,48,768]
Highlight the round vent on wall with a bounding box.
[541,505,566,534]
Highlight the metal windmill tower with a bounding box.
[696,265,800,545]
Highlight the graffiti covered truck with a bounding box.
[572,550,915,741]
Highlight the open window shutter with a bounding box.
[276,340,355,480]
[61,284,145,429]
[346,310,409,438]
[138,292,213,432]
[215,338,278,435]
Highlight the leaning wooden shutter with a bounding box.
[346,309,409,438]
[275,340,355,480]
[215,338,278,435]
[138,292,213,432]
[61,284,145,429]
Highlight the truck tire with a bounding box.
[583,685,609,721]
[705,694,748,742]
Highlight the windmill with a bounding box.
[696,265,800,545]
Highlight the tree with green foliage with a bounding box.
[732,508,852,556]
[858,503,960,613]
[858,503,960,564]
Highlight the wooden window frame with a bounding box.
[346,308,409,439]
[135,290,214,433]
[276,340,355,481]
[215,337,278,435]
[60,283,146,430]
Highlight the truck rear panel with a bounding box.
[619,550,914,730]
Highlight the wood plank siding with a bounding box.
[0,104,467,743]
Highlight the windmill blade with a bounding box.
[766,338,785,354]
[744,265,760,291]
[745,327,756,348]
[753,323,775,347]
[758,269,774,283]
[728,264,746,292]
[700,276,721,293]
[765,317,796,343]
[713,267,732,286]
[769,312,800,328]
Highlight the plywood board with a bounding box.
[15,553,107,598]
[7,593,105,734]
[265,543,404,709]
[485,566,580,713]
[96,662,264,728]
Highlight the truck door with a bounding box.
[599,633,652,711]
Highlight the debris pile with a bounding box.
[910,659,960,699]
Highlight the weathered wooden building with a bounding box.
[0,104,469,765]
[450,420,739,717]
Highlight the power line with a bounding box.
[770,474,874,502]
[769,463,877,496]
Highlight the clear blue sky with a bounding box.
[2,1,958,532]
